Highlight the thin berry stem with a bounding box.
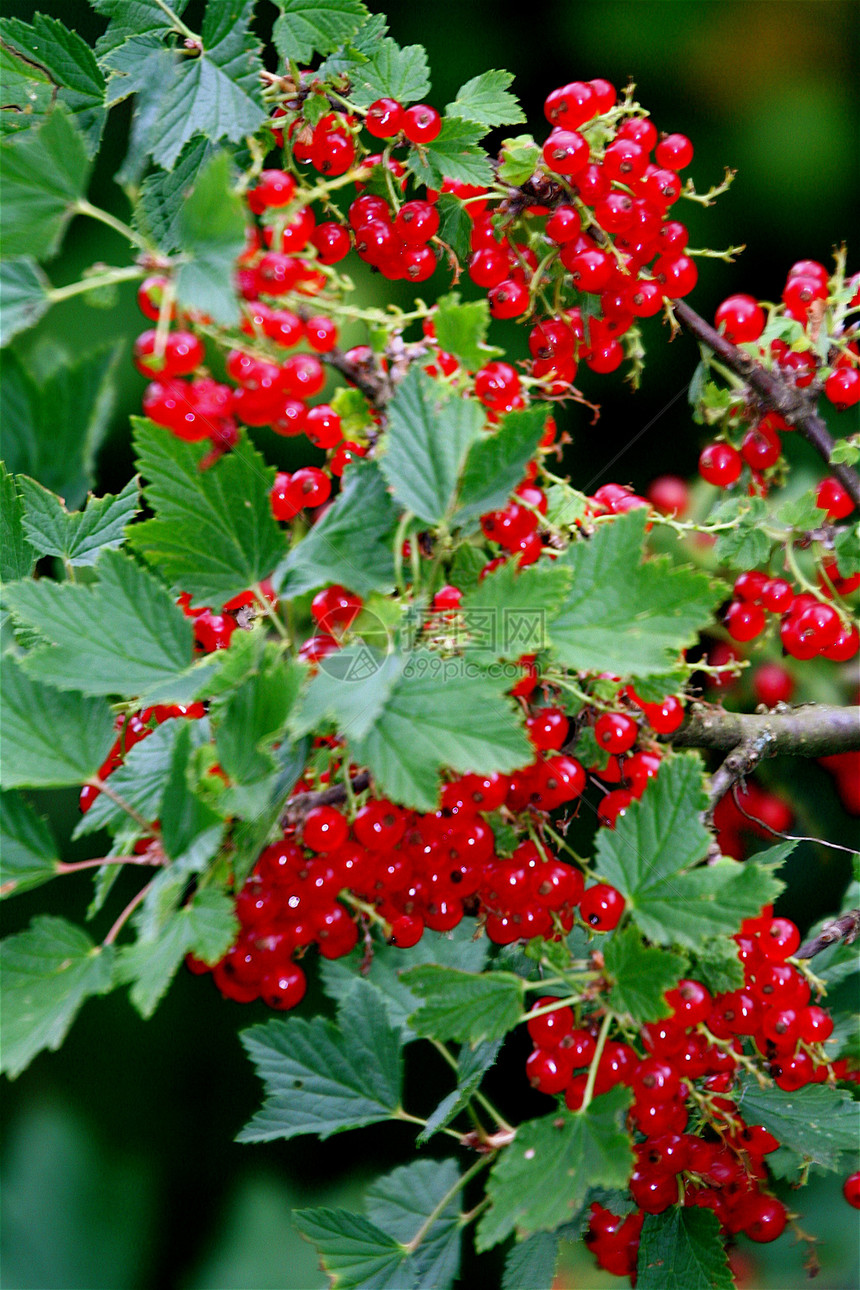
[103,879,155,946]
[404,1154,494,1255]
[581,1010,613,1112]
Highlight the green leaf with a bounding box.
[367,1159,461,1289]
[477,1088,634,1249]
[736,1077,860,1171]
[129,419,287,609]
[18,475,138,567]
[239,979,403,1143]
[0,107,91,258]
[502,1232,560,1290]
[117,887,236,1018]
[551,511,721,677]
[433,292,498,372]
[0,916,115,1077]
[4,549,194,697]
[603,927,686,1023]
[498,135,540,186]
[158,722,223,865]
[138,0,266,170]
[0,343,120,509]
[318,924,489,1042]
[380,367,484,526]
[688,937,744,996]
[292,649,403,742]
[292,1209,414,1290]
[0,659,114,788]
[406,117,493,189]
[272,0,369,64]
[0,463,33,582]
[594,755,785,947]
[91,0,192,59]
[447,544,488,594]
[0,259,52,346]
[460,560,572,662]
[349,650,532,812]
[0,791,60,898]
[833,522,860,578]
[275,460,398,598]
[403,966,524,1044]
[637,1209,732,1290]
[417,1039,502,1144]
[0,14,106,154]
[345,37,430,108]
[0,43,55,139]
[713,496,772,570]
[435,194,472,263]
[215,649,304,784]
[453,405,549,528]
[174,149,246,325]
[72,720,177,839]
[446,70,524,130]
[134,137,215,253]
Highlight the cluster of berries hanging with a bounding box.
[525,907,859,1280]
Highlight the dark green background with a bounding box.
[2,2,858,1287]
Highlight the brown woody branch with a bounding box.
[674,299,860,508]
[796,909,860,960]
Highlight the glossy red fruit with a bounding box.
[580,883,625,930]
[302,805,349,852]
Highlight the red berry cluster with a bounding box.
[525,906,857,1281]
[724,572,858,661]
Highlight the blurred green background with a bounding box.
[2,2,858,1287]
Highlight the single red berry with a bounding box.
[303,805,349,852]
[580,882,625,930]
[366,97,403,138]
[402,104,441,144]
[816,476,854,519]
[842,1172,860,1209]
[655,132,694,169]
[699,442,742,487]
[597,789,633,828]
[527,998,575,1048]
[594,712,638,755]
[725,600,766,642]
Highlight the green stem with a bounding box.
[74,199,151,253]
[89,777,158,835]
[392,1109,462,1143]
[393,510,414,593]
[254,585,288,639]
[404,1154,494,1255]
[103,878,155,946]
[581,1010,613,1112]
[150,0,198,42]
[429,1039,515,1135]
[48,264,147,304]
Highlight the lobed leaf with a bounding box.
[403,966,524,1044]
[0,659,114,789]
[0,14,106,153]
[367,1159,462,1289]
[272,0,369,64]
[406,117,493,189]
[603,926,686,1023]
[637,1208,732,1290]
[0,108,91,258]
[736,1077,860,1171]
[292,1209,415,1290]
[0,791,60,898]
[0,259,52,347]
[174,150,247,325]
[19,475,139,567]
[446,70,525,130]
[345,37,430,107]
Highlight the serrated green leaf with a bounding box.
[0,463,33,582]
[367,1159,461,1289]
[446,70,524,130]
[0,14,106,154]
[292,648,403,742]
[0,344,120,509]
[502,1231,560,1290]
[0,259,52,346]
[4,549,194,697]
[594,756,786,947]
[0,43,55,139]
[637,1208,732,1290]
[91,0,191,59]
[292,1209,415,1290]
[0,916,115,1077]
[275,460,398,598]
[498,135,540,185]
[134,137,215,252]
[345,36,430,108]
[318,924,489,1042]
[0,107,91,258]
[406,118,493,189]
[0,659,114,789]
[551,512,721,677]
[417,1039,502,1145]
[117,886,236,1018]
[434,193,472,263]
[380,367,484,526]
[174,149,246,325]
[713,496,772,570]
[315,13,387,80]
[0,791,60,898]
[159,722,223,865]
[477,1088,634,1250]
[18,475,138,567]
[350,650,532,812]
[454,404,549,529]
[777,491,825,532]
[688,936,744,995]
[403,966,524,1044]
[433,292,497,372]
[447,544,487,594]
[736,1077,860,1171]
[129,419,287,609]
[833,522,860,577]
[215,649,304,783]
[72,720,175,838]
[272,0,368,63]
[239,978,403,1142]
[604,926,685,1023]
[460,560,572,662]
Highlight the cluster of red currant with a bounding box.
[525,906,859,1280]
[723,569,858,661]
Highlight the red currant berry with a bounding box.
[580,883,625,930]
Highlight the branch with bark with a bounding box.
[674,300,860,508]
[796,908,860,960]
